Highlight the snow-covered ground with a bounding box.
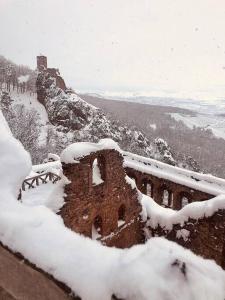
[9,90,48,123]
[8,89,49,144]
[22,180,65,213]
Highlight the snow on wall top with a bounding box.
[123,151,225,196]
[1,112,225,299]
[126,175,225,229]
[60,138,121,163]
[140,192,225,230]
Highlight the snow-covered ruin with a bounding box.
[21,136,225,264]
[1,109,225,299]
[1,55,225,299]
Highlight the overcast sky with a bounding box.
[1,0,225,99]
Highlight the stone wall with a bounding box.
[102,217,144,248]
[124,167,225,268]
[60,149,144,248]
[148,210,225,269]
[47,67,66,91]
[125,167,213,209]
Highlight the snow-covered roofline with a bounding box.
[123,151,225,196]
[60,138,121,163]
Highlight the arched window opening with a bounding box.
[146,183,152,197]
[179,192,192,208]
[181,196,189,207]
[118,204,126,227]
[98,155,106,181]
[92,157,105,186]
[162,190,169,206]
[181,196,191,208]
[92,215,103,239]
[161,186,173,207]
[170,193,173,208]
[142,179,153,197]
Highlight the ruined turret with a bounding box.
[36,55,66,105]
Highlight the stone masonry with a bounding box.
[60,149,144,248]
[149,210,225,268]
[125,167,213,209]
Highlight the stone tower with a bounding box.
[37,56,47,71]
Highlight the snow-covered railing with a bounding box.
[123,151,225,196]
[21,172,61,192]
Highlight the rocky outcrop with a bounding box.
[36,68,154,157]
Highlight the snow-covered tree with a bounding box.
[153,137,176,166]
[0,91,13,112]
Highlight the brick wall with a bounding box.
[148,210,225,268]
[60,149,144,248]
[125,167,213,209]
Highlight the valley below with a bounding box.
[81,93,225,178]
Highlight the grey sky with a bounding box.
[1,0,225,99]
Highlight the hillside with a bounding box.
[35,65,172,161]
[1,55,220,176]
[0,55,177,167]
